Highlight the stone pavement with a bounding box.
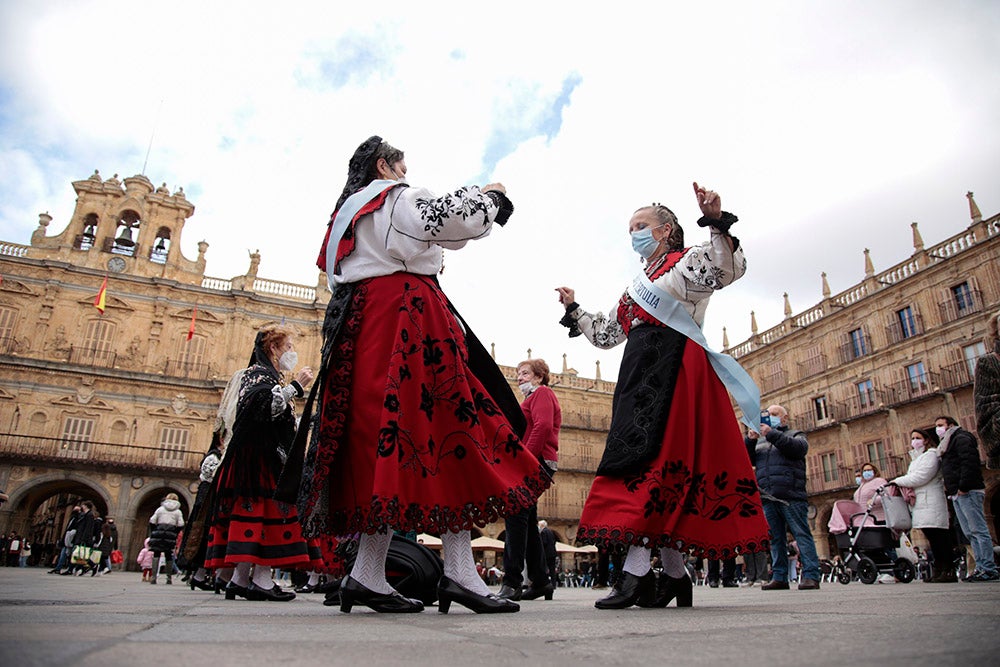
[1,568,998,667]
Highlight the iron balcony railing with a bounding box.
[938,289,984,324]
[0,432,200,473]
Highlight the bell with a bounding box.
[114,226,135,248]
[81,224,97,243]
[154,237,167,252]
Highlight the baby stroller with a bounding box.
[830,484,917,585]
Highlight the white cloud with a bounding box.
[2,0,999,380]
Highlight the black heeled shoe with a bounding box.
[214,577,227,595]
[437,577,519,614]
[639,573,693,608]
[496,584,522,601]
[338,576,424,613]
[294,582,320,594]
[594,571,655,610]
[520,582,555,601]
[224,581,249,600]
[245,582,296,602]
[190,577,215,592]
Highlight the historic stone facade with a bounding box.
[725,194,1000,559]
[0,170,613,568]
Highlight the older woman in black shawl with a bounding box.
[204,325,324,601]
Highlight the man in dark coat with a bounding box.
[538,520,558,588]
[67,501,97,575]
[935,415,998,581]
[745,405,821,590]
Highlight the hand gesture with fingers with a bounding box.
[693,182,722,220]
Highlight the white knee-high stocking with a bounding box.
[441,530,491,596]
[350,531,393,594]
[251,565,276,589]
[659,547,688,578]
[623,545,652,577]
[231,562,252,587]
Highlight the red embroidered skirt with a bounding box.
[205,464,327,570]
[577,339,769,558]
[307,273,550,535]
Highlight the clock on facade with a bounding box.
[107,257,127,273]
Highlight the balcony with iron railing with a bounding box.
[938,289,984,324]
[939,358,978,390]
[838,334,872,365]
[797,402,843,433]
[760,368,788,394]
[878,373,938,407]
[797,353,828,382]
[163,358,213,380]
[0,432,201,474]
[67,346,117,369]
[835,387,891,421]
[885,314,925,345]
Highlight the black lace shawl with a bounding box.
[596,324,687,476]
[215,333,295,501]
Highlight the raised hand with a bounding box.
[693,181,722,220]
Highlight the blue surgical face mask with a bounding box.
[631,227,661,258]
[855,476,862,486]
[862,470,875,481]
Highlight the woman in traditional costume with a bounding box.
[281,136,550,614]
[556,183,769,609]
[204,326,326,601]
[178,443,222,591]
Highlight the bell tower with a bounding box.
[28,169,207,283]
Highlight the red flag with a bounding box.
[94,276,107,314]
[187,306,197,341]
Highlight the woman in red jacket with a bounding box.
[498,358,561,601]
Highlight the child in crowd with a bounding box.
[137,538,154,582]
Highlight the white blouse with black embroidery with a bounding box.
[569,227,746,349]
[331,185,502,285]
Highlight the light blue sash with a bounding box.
[325,179,406,277]
[627,271,760,432]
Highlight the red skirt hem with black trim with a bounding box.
[204,464,334,572]
[304,272,551,536]
[576,339,769,559]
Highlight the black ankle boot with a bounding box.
[640,573,693,608]
[594,571,655,610]
[520,581,554,601]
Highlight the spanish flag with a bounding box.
[94,276,108,314]
[187,306,197,341]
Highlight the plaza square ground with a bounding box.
[1,567,998,667]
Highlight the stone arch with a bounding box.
[0,472,113,566]
[121,484,193,572]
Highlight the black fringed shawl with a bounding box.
[215,333,296,501]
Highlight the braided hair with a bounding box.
[334,136,405,212]
[637,203,684,251]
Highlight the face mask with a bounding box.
[519,382,534,396]
[387,164,407,184]
[911,438,925,451]
[855,476,862,486]
[631,227,661,259]
[935,425,947,438]
[862,470,875,481]
[278,350,298,371]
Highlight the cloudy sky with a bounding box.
[2,0,998,380]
